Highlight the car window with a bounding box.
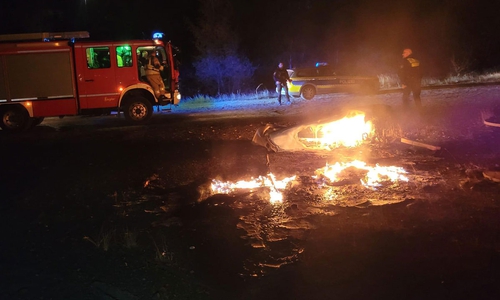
[86,47,110,69]
[296,69,318,77]
[116,45,133,68]
[318,68,336,76]
[293,68,338,77]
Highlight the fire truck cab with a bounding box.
[0,31,180,131]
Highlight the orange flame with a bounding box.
[211,174,296,204]
[300,112,373,150]
[209,113,409,204]
[314,160,408,189]
[210,160,408,203]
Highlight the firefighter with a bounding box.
[145,52,168,100]
[398,48,422,109]
[273,62,292,105]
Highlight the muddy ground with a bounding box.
[1,85,500,300]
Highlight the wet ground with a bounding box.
[1,86,500,299]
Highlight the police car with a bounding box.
[286,64,380,100]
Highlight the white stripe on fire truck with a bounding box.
[11,97,37,101]
[11,95,74,101]
[79,93,120,97]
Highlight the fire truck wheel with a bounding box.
[123,97,153,122]
[0,105,32,131]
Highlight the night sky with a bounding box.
[2,0,500,79]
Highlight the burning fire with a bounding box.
[210,161,408,204]
[314,160,409,188]
[209,112,408,204]
[300,112,373,150]
[211,174,296,204]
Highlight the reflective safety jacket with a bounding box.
[398,56,422,85]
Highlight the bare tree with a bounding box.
[189,0,255,95]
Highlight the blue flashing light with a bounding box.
[315,62,328,67]
[152,32,164,39]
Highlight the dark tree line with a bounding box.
[186,0,255,96]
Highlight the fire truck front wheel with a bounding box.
[123,97,153,122]
[0,105,32,131]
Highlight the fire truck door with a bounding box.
[77,46,118,109]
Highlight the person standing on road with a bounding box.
[273,62,291,105]
[398,48,422,109]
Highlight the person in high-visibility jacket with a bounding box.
[398,48,423,109]
[145,52,168,100]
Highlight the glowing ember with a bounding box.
[314,160,409,189]
[211,174,296,204]
[300,112,373,150]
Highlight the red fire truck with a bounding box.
[0,31,180,131]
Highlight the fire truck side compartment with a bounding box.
[2,51,78,116]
